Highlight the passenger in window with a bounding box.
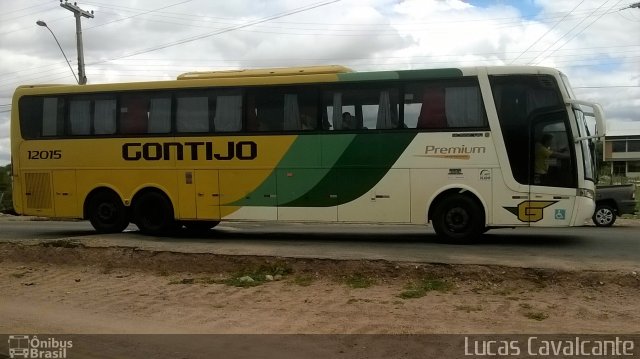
[534,133,568,185]
[342,112,356,130]
[300,107,317,131]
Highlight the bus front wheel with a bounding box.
[432,194,485,243]
[87,191,129,233]
[133,191,177,235]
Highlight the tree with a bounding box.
[0,164,13,212]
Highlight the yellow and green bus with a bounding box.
[10,65,605,241]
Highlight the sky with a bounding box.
[0,0,639,165]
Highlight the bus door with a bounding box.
[490,75,577,227]
[528,110,577,227]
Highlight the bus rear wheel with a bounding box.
[87,191,129,233]
[432,194,485,243]
[133,191,177,235]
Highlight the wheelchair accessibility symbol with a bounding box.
[554,209,566,220]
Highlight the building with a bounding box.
[603,134,640,178]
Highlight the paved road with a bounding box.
[0,216,638,271]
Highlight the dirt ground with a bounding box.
[1,241,639,335]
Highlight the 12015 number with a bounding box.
[27,150,62,160]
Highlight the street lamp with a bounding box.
[36,20,80,84]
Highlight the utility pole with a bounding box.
[60,0,94,85]
[621,2,640,10]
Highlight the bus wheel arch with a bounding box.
[84,187,129,233]
[428,188,486,243]
[131,188,178,235]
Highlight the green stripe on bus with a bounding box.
[282,132,416,207]
[396,68,463,80]
[230,134,357,206]
[337,68,463,82]
[230,132,416,207]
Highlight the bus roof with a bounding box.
[13,65,561,95]
[177,65,353,80]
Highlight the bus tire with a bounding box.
[133,191,177,235]
[87,191,129,234]
[432,194,485,243]
[182,220,220,232]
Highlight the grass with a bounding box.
[343,273,376,289]
[398,278,453,299]
[167,262,294,288]
[39,240,83,248]
[292,274,315,287]
[524,311,549,321]
[222,262,294,288]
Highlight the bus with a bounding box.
[10,65,605,242]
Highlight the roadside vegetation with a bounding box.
[0,164,12,212]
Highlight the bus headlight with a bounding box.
[577,188,594,199]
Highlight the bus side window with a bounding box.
[406,79,485,129]
[245,95,259,131]
[376,90,399,129]
[417,87,447,129]
[249,90,284,132]
[42,97,63,137]
[323,87,398,130]
[176,94,210,133]
[283,94,300,131]
[94,98,117,135]
[69,99,91,135]
[148,97,172,134]
[213,92,242,132]
[120,95,149,134]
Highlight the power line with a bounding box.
[84,0,192,31]
[510,0,586,64]
[527,0,612,65]
[88,0,341,66]
[534,0,626,65]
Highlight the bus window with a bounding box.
[148,97,172,134]
[94,99,117,135]
[42,98,62,136]
[246,90,283,132]
[323,87,399,130]
[120,94,149,134]
[177,93,210,133]
[69,99,91,135]
[246,87,316,132]
[213,91,242,132]
[490,75,564,185]
[68,95,117,136]
[404,79,485,129]
[18,96,64,139]
[532,114,576,188]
